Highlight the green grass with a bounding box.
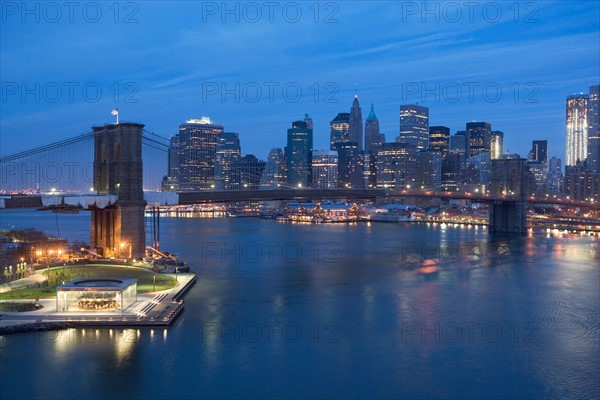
[0,264,177,300]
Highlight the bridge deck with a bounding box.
[0,190,596,209]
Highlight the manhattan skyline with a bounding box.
[1,1,599,161]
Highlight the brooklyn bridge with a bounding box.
[1,122,596,258]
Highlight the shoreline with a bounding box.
[0,321,73,335]
[0,273,196,335]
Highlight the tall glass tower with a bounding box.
[466,121,492,158]
[587,84,600,172]
[490,131,504,160]
[260,148,286,189]
[177,117,224,191]
[330,113,350,151]
[396,104,429,151]
[428,126,450,156]
[287,120,313,187]
[214,132,241,190]
[349,95,363,151]
[565,94,589,166]
[365,103,384,153]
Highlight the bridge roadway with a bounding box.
[0,189,595,209]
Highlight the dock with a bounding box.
[0,273,196,333]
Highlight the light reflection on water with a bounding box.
[0,210,598,399]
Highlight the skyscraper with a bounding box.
[566,93,589,166]
[442,150,463,191]
[454,130,468,158]
[287,120,313,187]
[465,151,492,188]
[375,142,417,189]
[564,164,599,201]
[312,150,338,189]
[260,148,286,189]
[330,112,350,151]
[168,135,180,179]
[546,156,563,193]
[466,122,491,158]
[449,133,467,165]
[335,141,364,189]
[428,126,450,155]
[587,84,600,172]
[527,140,549,192]
[365,103,384,153]
[231,155,266,190]
[490,131,504,160]
[349,95,363,151]
[416,150,442,190]
[303,113,314,130]
[396,104,429,151]
[214,132,241,190]
[162,135,180,191]
[529,140,548,163]
[177,117,224,191]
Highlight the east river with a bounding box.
[0,209,599,399]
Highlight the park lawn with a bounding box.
[0,264,177,300]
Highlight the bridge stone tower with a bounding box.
[91,123,146,258]
[489,158,531,234]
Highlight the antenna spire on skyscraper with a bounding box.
[111,108,119,124]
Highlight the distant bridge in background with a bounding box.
[0,189,594,209]
[1,122,598,248]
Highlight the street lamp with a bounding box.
[119,242,127,260]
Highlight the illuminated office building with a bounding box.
[287,120,313,187]
[177,117,224,191]
[312,150,338,189]
[330,113,350,151]
[588,84,600,172]
[396,104,429,151]
[566,94,589,166]
[349,96,363,151]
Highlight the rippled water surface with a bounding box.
[1,210,598,399]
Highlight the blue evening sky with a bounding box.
[1,1,599,161]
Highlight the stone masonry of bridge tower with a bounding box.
[489,158,532,234]
[91,123,146,258]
